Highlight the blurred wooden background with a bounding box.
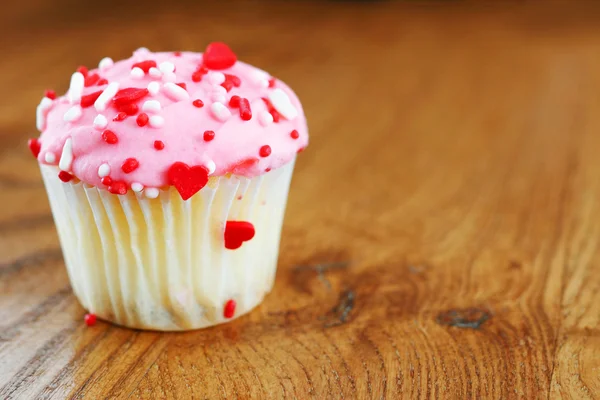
[2,1,600,398]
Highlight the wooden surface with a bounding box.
[2,1,600,398]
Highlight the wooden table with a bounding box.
[2,1,600,398]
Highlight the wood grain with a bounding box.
[2,1,600,398]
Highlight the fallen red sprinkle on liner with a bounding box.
[176,82,187,90]
[80,91,103,108]
[203,42,237,70]
[102,130,118,144]
[84,73,100,87]
[101,176,112,186]
[192,99,204,108]
[28,138,41,158]
[136,113,149,127]
[167,162,209,200]
[84,313,97,326]
[290,129,299,139]
[259,145,271,157]
[224,221,255,250]
[112,88,149,106]
[113,112,128,122]
[121,158,139,173]
[268,78,276,88]
[265,167,271,172]
[97,78,108,86]
[131,60,157,73]
[108,181,128,195]
[58,171,73,182]
[76,65,89,77]
[203,130,215,141]
[44,90,56,100]
[229,95,240,108]
[223,299,236,318]
[239,98,252,121]
[154,140,165,150]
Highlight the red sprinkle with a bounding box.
[192,99,204,108]
[118,103,139,116]
[265,167,271,172]
[203,42,237,70]
[225,74,241,87]
[221,80,234,92]
[76,65,89,77]
[131,60,157,73]
[268,78,276,88]
[101,176,112,186]
[262,98,280,122]
[259,145,271,157]
[102,130,118,144]
[224,221,255,250]
[203,130,215,141]
[28,138,41,158]
[44,90,56,100]
[174,51,182,57]
[113,112,128,121]
[199,66,208,74]
[121,158,139,174]
[84,73,100,87]
[84,313,97,326]
[58,171,73,182]
[80,91,103,108]
[229,95,241,108]
[239,98,252,121]
[290,130,299,139]
[154,140,165,150]
[97,78,108,86]
[191,71,204,82]
[112,88,149,106]
[136,113,149,127]
[223,299,236,318]
[108,181,127,195]
[176,82,187,90]
[297,147,305,153]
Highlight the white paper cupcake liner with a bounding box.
[40,160,295,331]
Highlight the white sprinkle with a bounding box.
[211,93,226,103]
[94,82,120,112]
[130,67,145,79]
[98,163,111,177]
[149,115,165,128]
[208,72,225,85]
[206,160,216,175]
[159,61,175,74]
[44,152,56,164]
[145,188,159,198]
[142,100,162,113]
[63,105,83,122]
[147,81,160,96]
[149,67,162,78]
[36,97,53,131]
[131,182,144,192]
[58,138,73,171]
[93,114,108,130]
[68,72,85,104]
[259,79,269,88]
[134,47,150,55]
[162,72,176,83]
[163,82,189,101]
[249,68,270,86]
[212,85,227,95]
[210,102,231,121]
[258,111,274,126]
[268,88,298,120]
[98,57,114,71]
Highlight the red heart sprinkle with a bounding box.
[203,42,237,70]
[84,73,100,87]
[131,60,157,73]
[224,221,255,250]
[28,138,41,158]
[80,90,103,108]
[223,299,236,318]
[167,162,209,200]
[112,88,149,106]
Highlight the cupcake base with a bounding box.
[41,160,295,331]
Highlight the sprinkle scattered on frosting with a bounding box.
[29,43,308,200]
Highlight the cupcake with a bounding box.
[28,43,308,331]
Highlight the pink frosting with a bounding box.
[34,47,308,192]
